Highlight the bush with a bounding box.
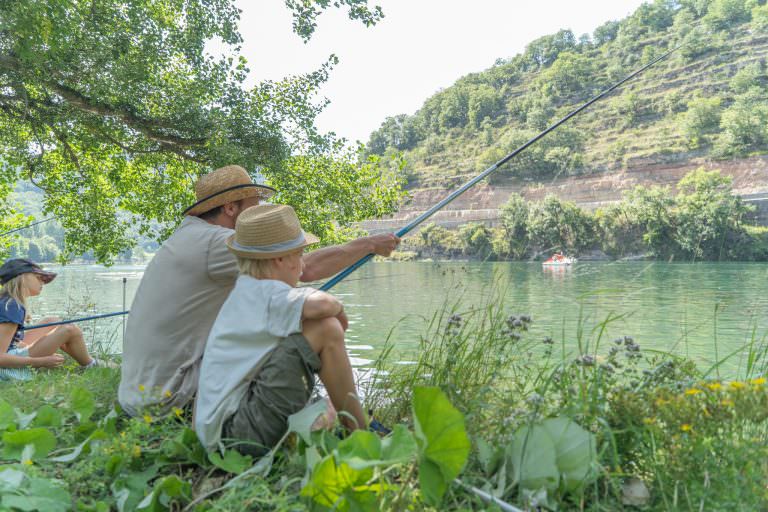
[680,95,723,147]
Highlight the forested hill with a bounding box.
[366,0,768,192]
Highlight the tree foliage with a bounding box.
[0,0,398,262]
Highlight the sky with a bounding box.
[235,1,648,144]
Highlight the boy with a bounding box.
[195,204,367,455]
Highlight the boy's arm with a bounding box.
[302,290,344,320]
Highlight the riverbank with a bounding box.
[1,293,767,510]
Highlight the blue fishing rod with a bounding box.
[320,44,680,292]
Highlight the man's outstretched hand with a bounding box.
[366,233,401,257]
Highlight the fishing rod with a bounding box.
[26,310,129,330]
[0,217,56,237]
[320,44,681,292]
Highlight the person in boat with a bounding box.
[195,204,366,455]
[118,165,399,417]
[0,259,105,381]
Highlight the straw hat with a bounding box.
[183,165,276,216]
[227,204,319,259]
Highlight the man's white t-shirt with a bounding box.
[195,276,316,452]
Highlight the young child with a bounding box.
[0,258,102,381]
[195,204,367,455]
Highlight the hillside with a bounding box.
[365,0,768,222]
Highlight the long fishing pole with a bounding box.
[320,44,680,292]
[26,310,129,330]
[0,217,56,237]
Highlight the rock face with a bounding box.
[361,156,768,233]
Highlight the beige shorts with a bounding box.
[222,333,322,456]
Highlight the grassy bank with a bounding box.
[1,294,768,511]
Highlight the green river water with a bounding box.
[30,261,768,375]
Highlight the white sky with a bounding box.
[236,0,648,144]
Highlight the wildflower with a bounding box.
[655,397,669,407]
[143,414,152,424]
[138,384,145,392]
[684,388,702,396]
[164,390,172,398]
[173,407,184,418]
[721,399,734,407]
[643,417,656,425]
[22,459,33,466]
[706,382,722,391]
[750,377,766,386]
[680,424,692,432]
[526,392,544,406]
[576,354,596,367]
[729,381,745,390]
[542,336,554,345]
[120,431,127,439]
[132,445,141,458]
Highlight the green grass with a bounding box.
[2,290,768,511]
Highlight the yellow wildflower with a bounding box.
[173,407,184,418]
[22,459,33,466]
[684,388,702,396]
[729,381,745,390]
[143,414,152,424]
[750,377,766,386]
[120,431,127,439]
[721,399,734,407]
[138,384,145,392]
[706,382,722,391]
[680,424,692,432]
[643,417,656,425]
[655,397,669,407]
[164,390,172,398]
[132,445,141,458]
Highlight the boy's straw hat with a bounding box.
[183,165,276,216]
[227,204,319,259]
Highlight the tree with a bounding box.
[493,193,530,259]
[522,30,577,70]
[704,0,753,28]
[593,20,621,45]
[537,52,595,97]
[680,96,722,147]
[467,85,502,128]
[0,0,396,262]
[674,168,752,259]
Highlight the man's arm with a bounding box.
[300,233,400,282]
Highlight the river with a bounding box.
[29,261,768,374]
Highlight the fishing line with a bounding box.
[320,44,682,292]
[0,217,56,237]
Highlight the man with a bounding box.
[118,165,399,417]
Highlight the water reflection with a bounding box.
[29,262,768,374]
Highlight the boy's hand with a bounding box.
[336,310,349,332]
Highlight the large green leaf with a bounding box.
[412,386,470,506]
[0,468,26,493]
[32,405,63,428]
[510,424,559,492]
[380,425,418,464]
[69,386,95,422]
[208,449,253,475]
[1,477,71,512]
[300,455,374,511]
[0,399,16,430]
[336,430,382,469]
[2,428,57,461]
[49,430,107,463]
[136,475,192,512]
[287,399,329,445]
[541,417,597,491]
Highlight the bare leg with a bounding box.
[28,324,94,366]
[20,317,60,347]
[303,317,366,431]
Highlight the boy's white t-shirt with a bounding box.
[195,275,316,452]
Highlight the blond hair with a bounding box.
[1,274,30,321]
[237,257,278,279]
